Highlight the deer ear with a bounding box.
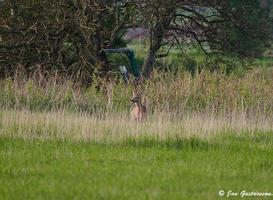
[136,90,142,96]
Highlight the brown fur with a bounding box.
[131,91,147,121]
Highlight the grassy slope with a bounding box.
[1,134,273,200]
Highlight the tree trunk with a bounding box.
[143,32,163,78]
[142,12,174,78]
[143,50,156,78]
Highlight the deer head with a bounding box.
[131,90,143,104]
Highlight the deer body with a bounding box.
[131,91,147,121]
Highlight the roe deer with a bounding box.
[131,90,147,121]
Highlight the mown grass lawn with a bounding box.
[0,133,273,200]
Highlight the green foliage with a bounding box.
[131,42,262,75]
[107,53,132,72]
[208,0,273,57]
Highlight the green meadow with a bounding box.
[1,132,273,200]
[0,107,273,200]
[0,33,272,200]
[1,1,273,199]
[0,56,272,199]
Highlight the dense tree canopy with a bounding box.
[0,0,135,81]
[136,0,273,77]
[0,0,272,80]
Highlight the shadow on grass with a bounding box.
[111,136,219,151]
[1,130,272,151]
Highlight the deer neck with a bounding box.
[134,102,142,107]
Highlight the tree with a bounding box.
[1,0,272,80]
[135,0,273,78]
[0,0,135,81]
[134,0,176,77]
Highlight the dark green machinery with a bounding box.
[103,48,141,82]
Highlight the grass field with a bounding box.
[0,109,273,199]
[1,133,273,200]
[0,60,272,199]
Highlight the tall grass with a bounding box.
[0,109,272,143]
[0,68,272,116]
[0,67,272,142]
